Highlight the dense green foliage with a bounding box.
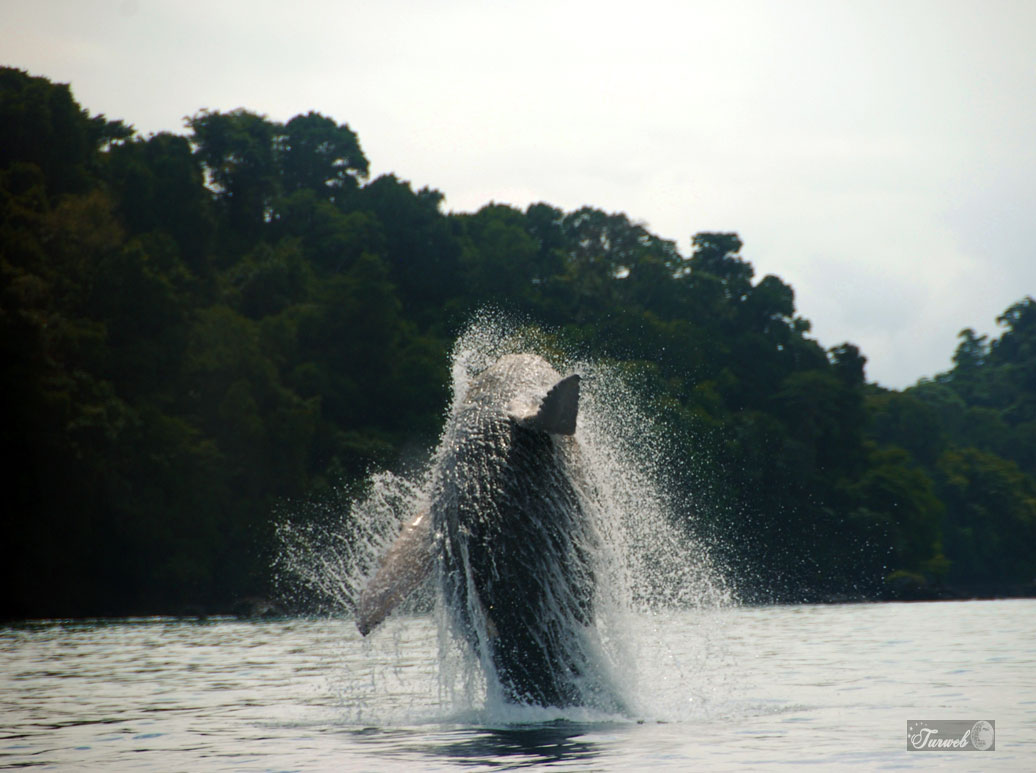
[2,69,1034,616]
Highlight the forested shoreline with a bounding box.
[2,68,1034,618]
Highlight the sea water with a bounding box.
[1,600,1033,770]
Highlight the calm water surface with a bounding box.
[2,599,1033,770]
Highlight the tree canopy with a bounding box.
[2,68,1033,616]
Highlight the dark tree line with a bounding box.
[2,68,1033,617]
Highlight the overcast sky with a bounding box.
[3,0,1034,387]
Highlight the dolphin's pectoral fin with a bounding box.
[520,374,580,435]
[355,509,433,636]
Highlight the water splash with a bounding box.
[276,313,733,723]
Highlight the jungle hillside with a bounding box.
[2,68,1034,618]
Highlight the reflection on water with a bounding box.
[354,720,611,769]
[432,724,602,767]
[2,600,1035,771]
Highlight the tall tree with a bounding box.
[0,67,130,198]
[279,111,368,199]
[187,109,278,241]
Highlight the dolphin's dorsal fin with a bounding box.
[524,374,580,435]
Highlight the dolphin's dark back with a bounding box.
[432,354,603,707]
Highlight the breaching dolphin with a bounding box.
[356,353,615,709]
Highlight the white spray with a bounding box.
[277,314,733,723]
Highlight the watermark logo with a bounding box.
[907,720,995,751]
